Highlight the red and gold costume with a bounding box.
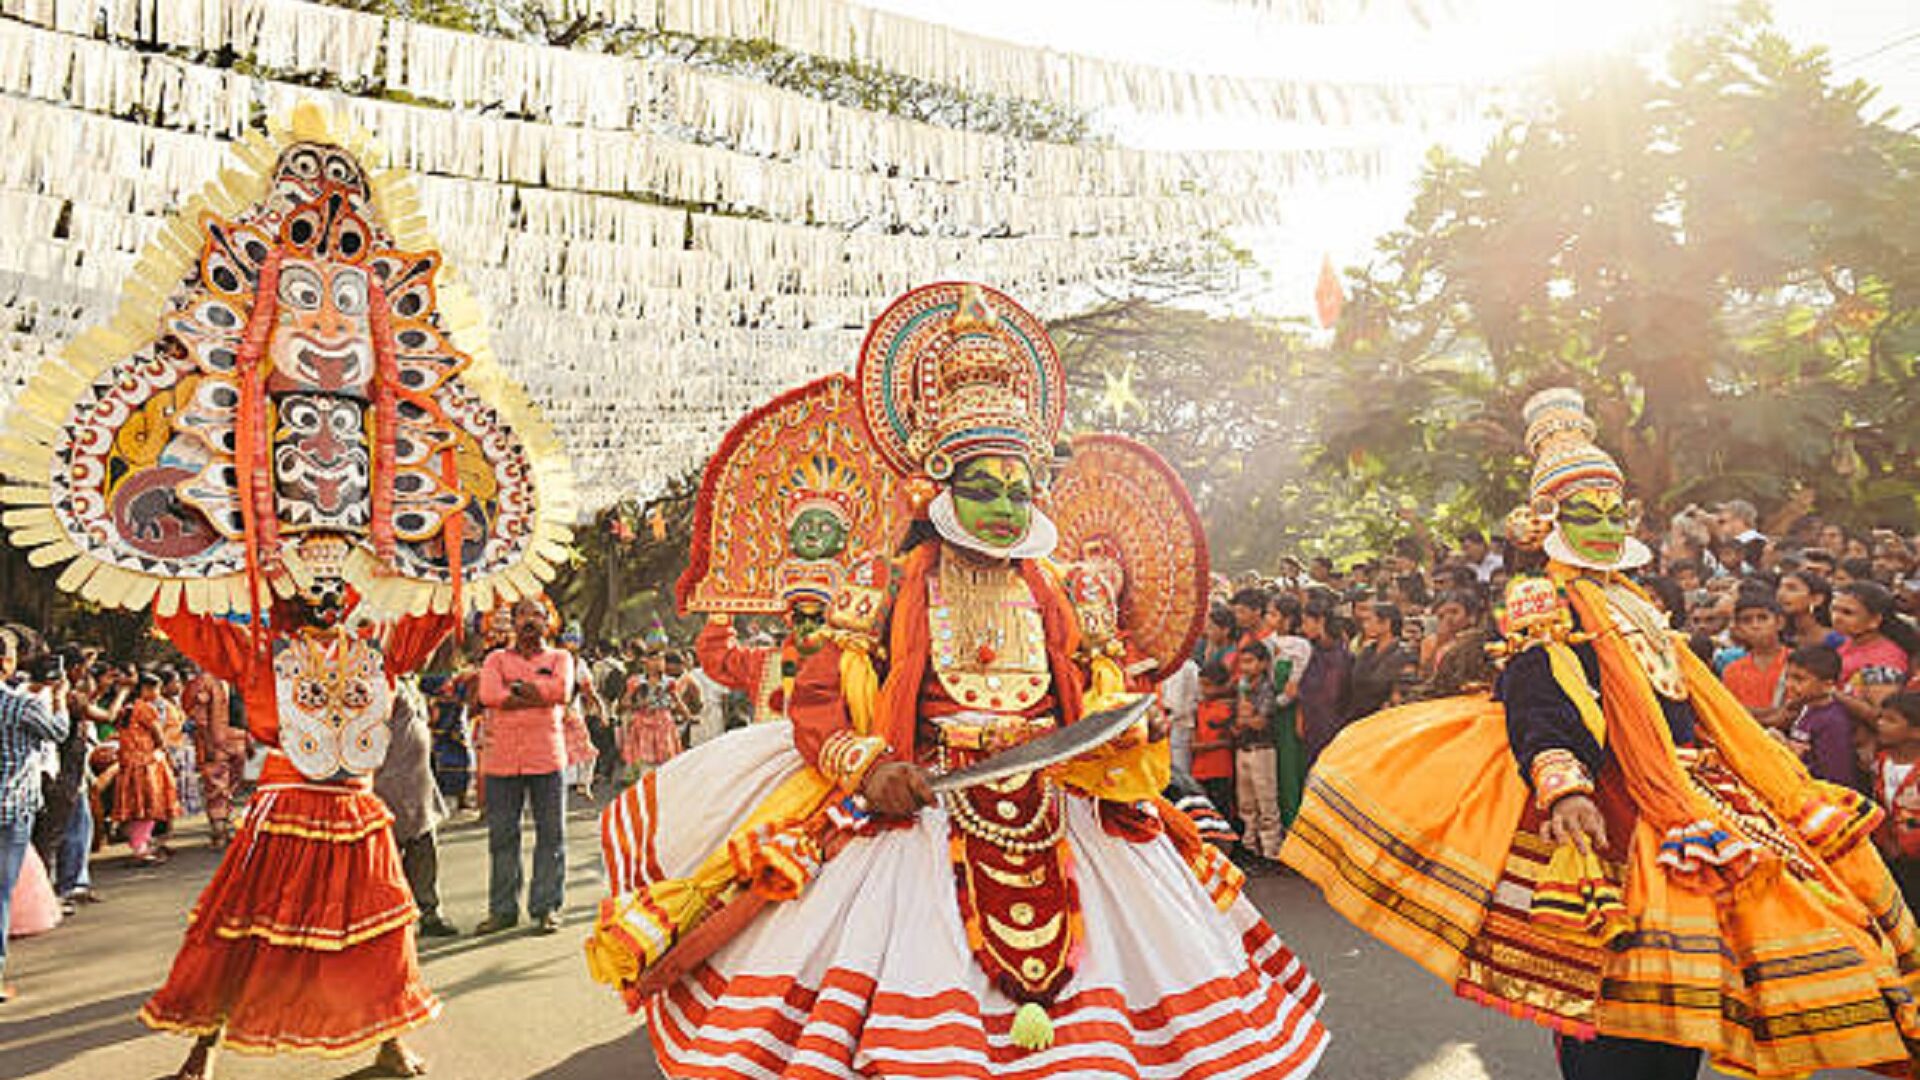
[0,104,572,1061]
[590,284,1326,1078]
[1282,389,1920,1078]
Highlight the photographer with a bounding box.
[0,631,70,1003]
[32,649,112,906]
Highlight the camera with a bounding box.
[26,654,65,684]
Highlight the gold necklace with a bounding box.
[929,555,1049,712]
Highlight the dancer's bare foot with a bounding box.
[373,1038,427,1076]
[173,1034,217,1080]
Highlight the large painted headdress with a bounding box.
[1505,387,1649,570]
[1046,434,1211,684]
[0,104,574,619]
[677,375,901,615]
[855,283,1065,485]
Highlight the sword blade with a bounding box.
[928,695,1153,794]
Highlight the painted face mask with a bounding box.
[1557,489,1630,567]
[949,456,1033,550]
[787,507,850,562]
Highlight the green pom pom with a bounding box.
[1010,1001,1054,1052]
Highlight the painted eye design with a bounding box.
[279,264,323,310]
[331,269,368,316]
[285,147,323,179]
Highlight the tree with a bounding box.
[1050,299,1384,570]
[1309,4,1920,536]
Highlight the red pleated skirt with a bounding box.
[140,768,439,1057]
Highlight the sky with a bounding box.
[865,0,1920,315]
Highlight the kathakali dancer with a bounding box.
[1282,388,1920,1079]
[588,282,1327,1078]
[679,374,902,724]
[0,103,572,1078]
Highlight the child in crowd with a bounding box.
[113,673,181,865]
[1191,661,1238,834]
[1782,645,1860,791]
[1233,641,1283,868]
[1722,594,1788,727]
[1872,693,1920,905]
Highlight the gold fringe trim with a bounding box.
[205,905,418,953]
[250,818,394,844]
[140,995,439,1059]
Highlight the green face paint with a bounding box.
[949,456,1033,550]
[788,507,850,561]
[1558,490,1630,566]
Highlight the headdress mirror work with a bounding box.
[855,283,1065,483]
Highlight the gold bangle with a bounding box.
[1531,748,1594,812]
[818,730,889,793]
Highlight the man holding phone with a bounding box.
[474,597,575,937]
[0,633,69,1002]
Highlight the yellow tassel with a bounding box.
[1010,1002,1054,1052]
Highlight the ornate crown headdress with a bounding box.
[855,283,1065,484]
[1506,387,1636,553]
[677,375,901,615]
[779,454,860,533]
[1524,388,1624,508]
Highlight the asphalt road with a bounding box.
[0,796,1877,1080]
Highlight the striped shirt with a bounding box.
[1,682,68,825]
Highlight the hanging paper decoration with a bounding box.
[0,0,1458,510]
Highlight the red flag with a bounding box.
[1315,254,1345,329]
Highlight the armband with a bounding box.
[817,730,890,794]
[1531,748,1594,812]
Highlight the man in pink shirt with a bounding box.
[474,598,575,936]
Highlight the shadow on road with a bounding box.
[0,988,157,1074]
[524,1032,652,1079]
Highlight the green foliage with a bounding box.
[547,472,701,642]
[314,0,1098,144]
[1310,7,1920,537]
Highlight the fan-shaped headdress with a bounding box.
[676,375,901,615]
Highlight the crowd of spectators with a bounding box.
[1167,499,1920,895]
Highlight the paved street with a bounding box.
[1,797,1876,1079]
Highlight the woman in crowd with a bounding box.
[1297,592,1353,765]
[618,646,682,772]
[1777,568,1839,649]
[113,673,180,865]
[1345,601,1410,722]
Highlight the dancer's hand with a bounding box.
[860,762,934,818]
[1541,794,1607,853]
